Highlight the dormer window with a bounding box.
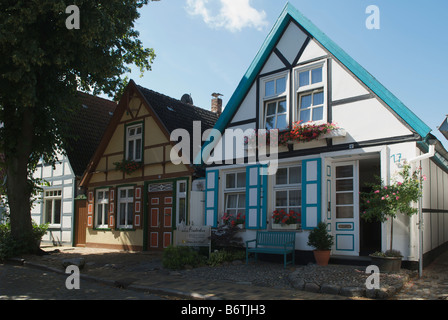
[126,123,143,162]
[295,61,326,123]
[261,73,289,130]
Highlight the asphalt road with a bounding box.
[0,264,167,300]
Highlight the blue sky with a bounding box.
[125,0,448,147]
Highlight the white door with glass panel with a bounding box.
[332,161,359,256]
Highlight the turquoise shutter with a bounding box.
[246,165,267,229]
[302,158,322,230]
[205,170,219,227]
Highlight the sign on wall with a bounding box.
[174,222,211,253]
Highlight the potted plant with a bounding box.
[272,209,301,230]
[360,162,424,272]
[307,221,334,266]
[222,212,245,229]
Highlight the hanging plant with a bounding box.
[278,121,339,145]
[113,159,142,175]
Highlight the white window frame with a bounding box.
[260,72,289,130]
[294,60,327,124]
[44,189,62,226]
[126,124,143,162]
[222,171,246,223]
[273,165,302,225]
[117,187,134,229]
[95,189,109,228]
[176,180,187,226]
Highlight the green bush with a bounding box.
[0,222,49,261]
[162,245,206,270]
[207,249,245,267]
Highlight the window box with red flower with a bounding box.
[222,212,246,229]
[271,209,301,230]
[113,159,143,175]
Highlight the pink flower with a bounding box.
[384,186,388,190]
[367,200,370,204]
[374,190,380,194]
[397,182,402,186]
[396,196,400,200]
[423,175,427,181]
[381,197,385,200]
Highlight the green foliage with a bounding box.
[0,221,49,261]
[162,245,206,270]
[360,163,423,223]
[207,249,245,267]
[0,0,157,247]
[370,249,403,258]
[307,222,334,251]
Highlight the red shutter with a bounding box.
[108,187,116,229]
[87,191,94,229]
[134,185,143,229]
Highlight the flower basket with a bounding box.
[272,223,299,230]
[222,212,245,229]
[113,159,143,175]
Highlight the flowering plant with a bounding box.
[278,121,338,145]
[360,162,424,253]
[272,209,301,225]
[222,212,245,228]
[113,159,142,174]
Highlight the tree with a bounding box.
[0,0,157,253]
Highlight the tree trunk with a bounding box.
[4,108,39,253]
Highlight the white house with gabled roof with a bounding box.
[198,3,448,268]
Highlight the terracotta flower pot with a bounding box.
[313,250,331,266]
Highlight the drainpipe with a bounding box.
[408,141,436,278]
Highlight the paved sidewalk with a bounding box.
[7,247,347,300]
[5,246,448,300]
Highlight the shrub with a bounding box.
[307,221,334,251]
[162,245,205,270]
[207,249,245,267]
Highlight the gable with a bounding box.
[204,2,431,155]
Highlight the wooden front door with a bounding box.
[148,191,173,250]
[74,199,87,247]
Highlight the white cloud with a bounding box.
[186,0,269,32]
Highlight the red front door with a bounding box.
[148,191,173,249]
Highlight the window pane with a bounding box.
[178,198,186,223]
[120,203,126,225]
[120,189,126,199]
[300,109,311,122]
[127,203,133,225]
[128,140,134,160]
[300,94,312,109]
[336,206,353,219]
[136,127,142,135]
[276,77,286,94]
[54,199,61,224]
[336,166,353,178]
[276,168,287,185]
[98,192,103,200]
[278,100,287,113]
[104,191,109,200]
[97,204,103,226]
[45,200,52,223]
[265,116,275,130]
[266,102,277,116]
[336,193,353,205]
[311,67,323,84]
[227,194,238,209]
[135,139,142,160]
[265,80,275,96]
[312,107,323,121]
[179,182,186,193]
[289,190,301,206]
[299,71,309,87]
[336,179,353,191]
[226,174,235,189]
[236,172,246,188]
[289,166,301,184]
[129,128,135,136]
[237,194,246,208]
[313,92,324,105]
[275,191,288,207]
[276,115,287,129]
[127,188,134,198]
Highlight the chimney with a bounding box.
[211,93,223,115]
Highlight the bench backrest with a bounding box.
[256,231,295,248]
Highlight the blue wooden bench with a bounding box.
[245,231,296,268]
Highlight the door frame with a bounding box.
[331,160,360,256]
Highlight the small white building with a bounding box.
[31,93,116,246]
[198,3,448,267]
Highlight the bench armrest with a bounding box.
[246,239,257,248]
